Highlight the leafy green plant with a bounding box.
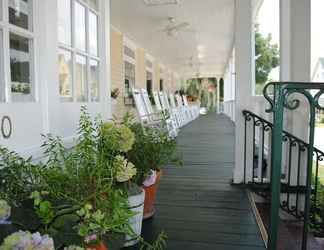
[37,107,135,243]
[310,173,324,236]
[127,122,182,185]
[185,78,201,100]
[111,88,120,99]
[255,24,279,94]
[0,107,168,248]
[0,146,42,206]
[139,231,167,250]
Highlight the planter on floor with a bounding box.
[124,188,145,247]
[86,242,108,250]
[142,170,162,219]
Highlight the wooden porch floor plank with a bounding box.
[129,114,265,250]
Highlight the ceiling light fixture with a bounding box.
[143,0,180,6]
[198,53,205,59]
[197,45,205,51]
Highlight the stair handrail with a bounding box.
[242,110,324,157]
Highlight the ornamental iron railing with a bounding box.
[243,82,324,250]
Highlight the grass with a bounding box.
[318,166,324,183]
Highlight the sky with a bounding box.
[257,0,324,79]
[311,0,324,73]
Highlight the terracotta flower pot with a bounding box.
[86,242,108,250]
[143,170,162,219]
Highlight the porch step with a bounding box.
[247,182,310,194]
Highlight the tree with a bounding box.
[255,26,279,87]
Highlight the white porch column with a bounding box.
[233,0,255,183]
[280,0,311,141]
[223,64,231,117]
[279,0,311,212]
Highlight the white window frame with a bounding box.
[123,39,136,96]
[124,60,135,98]
[0,0,37,103]
[58,0,101,103]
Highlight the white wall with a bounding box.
[0,0,111,158]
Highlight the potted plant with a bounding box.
[0,108,168,250]
[111,88,120,101]
[127,122,181,219]
[100,120,145,247]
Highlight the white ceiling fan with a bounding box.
[159,17,193,37]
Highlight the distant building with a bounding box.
[312,58,324,82]
[312,58,324,117]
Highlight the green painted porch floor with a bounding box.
[128,114,266,250]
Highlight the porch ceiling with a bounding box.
[110,0,235,78]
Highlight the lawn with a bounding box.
[318,165,324,183]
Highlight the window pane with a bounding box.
[0,0,3,21]
[89,11,98,56]
[10,33,33,101]
[58,49,73,99]
[75,2,86,51]
[58,0,71,45]
[0,30,4,102]
[75,55,87,102]
[9,0,32,30]
[124,61,135,97]
[90,59,99,101]
[88,0,98,10]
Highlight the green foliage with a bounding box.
[127,122,182,186]
[0,200,10,221]
[185,79,201,99]
[38,107,135,239]
[0,108,168,248]
[200,90,208,108]
[75,198,134,245]
[219,78,224,100]
[101,122,135,154]
[255,25,279,87]
[0,146,42,206]
[31,191,55,227]
[310,173,324,235]
[139,231,167,250]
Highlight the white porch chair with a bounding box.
[183,95,200,120]
[139,89,178,137]
[175,94,191,125]
[153,91,163,112]
[158,92,181,130]
[132,88,162,126]
[169,93,185,128]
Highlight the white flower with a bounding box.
[114,156,137,182]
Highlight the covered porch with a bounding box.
[0,0,323,249]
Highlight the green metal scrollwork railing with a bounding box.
[263,82,324,250]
